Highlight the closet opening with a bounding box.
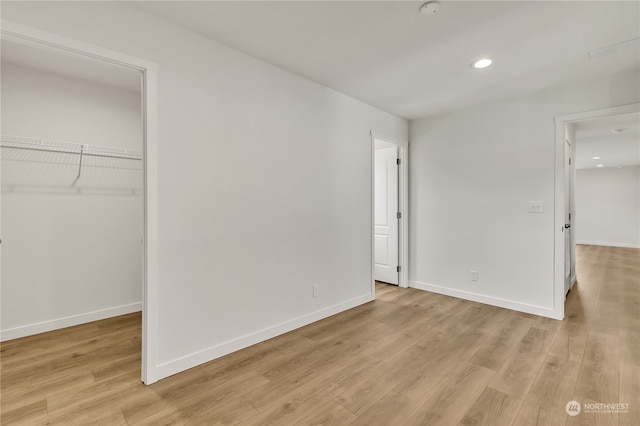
[0,38,145,376]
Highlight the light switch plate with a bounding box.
[529,201,544,213]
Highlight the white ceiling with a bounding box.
[574,113,640,170]
[1,39,141,93]
[128,0,640,119]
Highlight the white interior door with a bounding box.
[374,145,399,285]
[564,139,572,295]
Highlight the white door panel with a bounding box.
[374,145,398,285]
[564,140,573,295]
[374,234,389,265]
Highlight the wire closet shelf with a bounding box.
[0,135,143,161]
[1,135,143,189]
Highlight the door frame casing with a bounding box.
[553,102,640,320]
[370,132,409,292]
[0,19,160,384]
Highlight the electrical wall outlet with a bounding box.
[470,270,478,281]
[313,284,319,297]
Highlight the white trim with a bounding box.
[0,303,142,342]
[576,241,640,249]
[0,20,157,72]
[0,20,160,384]
[554,103,640,321]
[370,132,410,290]
[142,68,160,385]
[155,293,374,380]
[409,281,560,319]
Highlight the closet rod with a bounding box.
[2,145,142,161]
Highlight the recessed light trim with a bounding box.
[596,164,604,167]
[471,58,493,69]
[592,156,601,159]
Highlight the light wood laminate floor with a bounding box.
[2,245,638,425]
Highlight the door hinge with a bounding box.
[569,158,571,165]
[569,213,571,221]
[397,212,402,219]
[397,266,401,273]
[396,158,401,165]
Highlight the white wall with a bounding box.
[409,68,640,317]
[1,62,142,149]
[575,166,640,248]
[0,2,408,380]
[0,62,143,340]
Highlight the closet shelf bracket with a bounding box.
[71,145,85,187]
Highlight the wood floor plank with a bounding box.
[404,362,496,426]
[573,331,619,403]
[0,245,635,426]
[348,389,423,426]
[511,354,581,426]
[458,387,523,426]
[249,354,381,420]
[293,400,357,426]
[332,344,442,416]
[122,369,269,424]
[547,319,589,362]
[135,392,259,426]
[0,372,95,413]
[591,299,622,336]
[488,326,554,399]
[619,328,640,367]
[469,315,535,371]
[0,399,47,425]
[619,362,640,426]
[512,400,569,426]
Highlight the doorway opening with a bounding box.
[0,21,159,384]
[371,133,408,293]
[554,103,640,319]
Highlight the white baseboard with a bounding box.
[576,241,640,249]
[0,302,142,342]
[409,281,559,319]
[155,293,374,381]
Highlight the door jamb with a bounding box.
[553,102,639,320]
[0,20,160,384]
[371,132,409,294]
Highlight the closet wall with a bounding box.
[1,61,143,340]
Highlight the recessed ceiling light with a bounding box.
[596,164,604,167]
[592,156,601,159]
[612,128,629,134]
[471,58,493,69]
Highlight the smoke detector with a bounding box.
[420,1,441,15]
